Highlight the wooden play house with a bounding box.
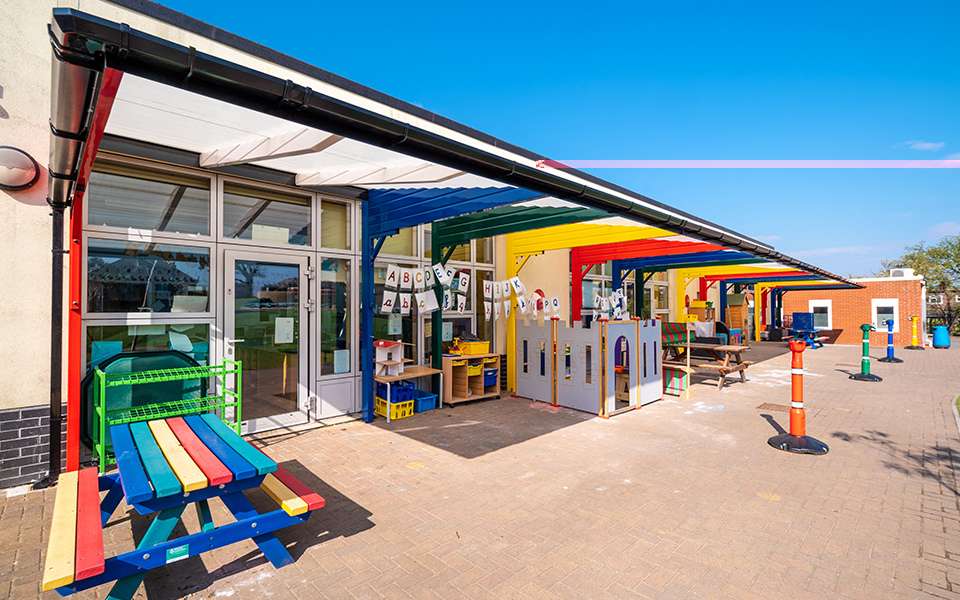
[514,317,662,417]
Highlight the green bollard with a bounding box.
[849,323,882,382]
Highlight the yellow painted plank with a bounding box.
[41,470,78,591]
[148,420,207,492]
[260,473,309,516]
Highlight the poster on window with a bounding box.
[484,301,492,319]
[400,267,415,291]
[398,293,412,315]
[482,280,493,299]
[415,290,439,313]
[503,300,511,318]
[456,293,467,314]
[423,266,436,288]
[516,295,528,314]
[550,297,561,314]
[387,313,402,334]
[432,263,452,288]
[384,264,400,289]
[456,271,471,295]
[380,290,397,313]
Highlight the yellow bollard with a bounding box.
[905,315,924,350]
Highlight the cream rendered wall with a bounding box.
[0,0,70,410]
[515,250,571,322]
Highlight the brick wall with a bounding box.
[0,405,65,488]
[781,279,924,346]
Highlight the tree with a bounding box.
[882,235,960,333]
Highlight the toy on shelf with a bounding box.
[374,339,406,377]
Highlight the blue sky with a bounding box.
[164,0,958,276]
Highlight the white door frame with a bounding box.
[222,248,312,433]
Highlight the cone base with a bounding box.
[850,372,883,382]
[767,433,829,455]
[877,357,903,363]
[905,346,924,350]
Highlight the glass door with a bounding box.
[224,250,310,433]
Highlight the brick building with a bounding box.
[781,269,926,346]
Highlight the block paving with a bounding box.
[2,341,959,599]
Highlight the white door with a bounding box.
[224,250,310,433]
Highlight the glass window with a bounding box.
[223,182,311,246]
[374,263,416,360]
[476,237,494,264]
[87,239,210,313]
[876,305,895,327]
[474,270,494,344]
[320,200,351,250]
[86,323,210,367]
[812,306,830,328]
[425,316,473,362]
[448,268,472,311]
[87,160,210,235]
[380,227,416,256]
[423,225,468,261]
[320,258,351,375]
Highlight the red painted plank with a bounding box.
[74,467,105,580]
[272,467,326,511]
[166,417,233,486]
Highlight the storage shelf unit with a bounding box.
[442,353,501,406]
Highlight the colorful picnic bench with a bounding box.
[41,414,324,598]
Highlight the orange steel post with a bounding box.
[768,340,829,455]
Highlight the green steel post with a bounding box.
[850,323,882,382]
[97,369,106,473]
[235,360,243,433]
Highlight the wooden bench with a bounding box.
[42,415,326,598]
[41,467,105,592]
[688,359,755,389]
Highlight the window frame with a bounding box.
[83,155,217,243]
[808,299,833,330]
[316,254,356,379]
[871,298,900,332]
[82,230,217,321]
[217,175,318,251]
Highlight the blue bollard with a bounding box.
[878,319,903,363]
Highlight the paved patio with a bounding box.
[4,342,960,599]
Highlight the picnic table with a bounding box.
[663,342,753,390]
[42,414,324,599]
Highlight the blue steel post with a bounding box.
[360,199,375,422]
[878,319,903,363]
[719,281,728,323]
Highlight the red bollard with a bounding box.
[768,340,829,455]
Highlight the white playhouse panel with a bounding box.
[637,319,663,406]
[515,319,553,403]
[556,323,602,413]
[604,321,638,415]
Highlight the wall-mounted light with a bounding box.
[0,146,41,191]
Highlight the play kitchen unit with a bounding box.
[442,338,501,406]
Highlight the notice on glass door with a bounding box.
[274,317,295,344]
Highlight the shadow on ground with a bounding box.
[374,396,594,459]
[830,429,960,497]
[123,460,374,598]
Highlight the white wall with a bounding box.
[0,0,64,410]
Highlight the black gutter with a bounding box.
[49,8,855,286]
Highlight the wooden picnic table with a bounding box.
[663,342,753,389]
[42,414,324,599]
